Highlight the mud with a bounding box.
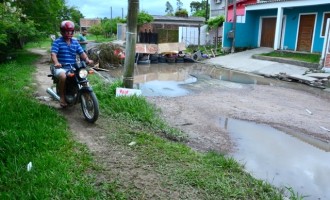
[32,48,330,198]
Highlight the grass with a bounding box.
[107,131,283,199]
[72,32,115,43]
[24,38,53,49]
[0,47,302,199]
[0,51,125,199]
[88,76,288,199]
[261,51,321,63]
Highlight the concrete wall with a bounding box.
[179,25,209,46]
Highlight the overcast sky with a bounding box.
[66,0,196,19]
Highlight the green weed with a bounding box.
[261,51,321,63]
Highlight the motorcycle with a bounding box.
[46,61,99,123]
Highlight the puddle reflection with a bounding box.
[220,118,330,200]
[107,62,264,97]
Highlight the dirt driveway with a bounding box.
[33,48,330,155]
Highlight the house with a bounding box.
[208,0,227,45]
[139,15,205,45]
[222,0,330,53]
[210,0,226,18]
[226,0,256,22]
[116,15,206,62]
[79,18,101,32]
[117,15,205,46]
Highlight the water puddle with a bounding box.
[136,78,197,97]
[106,62,266,97]
[219,117,330,200]
[105,62,330,98]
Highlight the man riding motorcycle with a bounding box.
[51,20,93,107]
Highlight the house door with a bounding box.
[260,18,276,48]
[297,14,315,52]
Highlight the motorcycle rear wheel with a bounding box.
[80,91,99,123]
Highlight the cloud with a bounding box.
[67,0,193,19]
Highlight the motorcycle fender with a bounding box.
[79,87,93,93]
[77,87,94,104]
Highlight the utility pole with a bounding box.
[110,7,112,20]
[123,0,139,88]
[205,0,209,21]
[225,0,228,22]
[231,0,236,53]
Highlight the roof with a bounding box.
[151,15,205,27]
[80,18,101,27]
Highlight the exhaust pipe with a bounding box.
[46,88,60,101]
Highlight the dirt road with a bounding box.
[33,48,330,155]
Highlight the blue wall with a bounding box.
[223,4,330,53]
[223,9,278,49]
[283,5,330,52]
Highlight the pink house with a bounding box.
[226,0,256,22]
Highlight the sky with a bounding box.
[66,0,196,19]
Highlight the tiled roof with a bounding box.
[152,15,205,23]
[80,18,101,27]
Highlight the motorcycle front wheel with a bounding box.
[80,91,99,123]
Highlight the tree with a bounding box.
[174,0,189,17]
[0,0,83,62]
[88,24,104,40]
[137,10,153,26]
[63,7,84,30]
[165,1,174,16]
[190,0,209,19]
[0,0,37,61]
[190,1,203,13]
[207,15,225,30]
[207,15,225,52]
[175,9,188,17]
[176,0,183,11]
[102,17,126,36]
[14,0,66,35]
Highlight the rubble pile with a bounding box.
[87,43,124,69]
[275,69,330,89]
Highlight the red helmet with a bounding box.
[60,20,75,39]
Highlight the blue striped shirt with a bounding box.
[51,37,84,64]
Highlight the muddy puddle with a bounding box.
[105,62,266,96]
[104,62,329,98]
[102,62,330,199]
[220,118,330,200]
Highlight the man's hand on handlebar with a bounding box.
[54,62,62,68]
[86,59,94,66]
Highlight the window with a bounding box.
[322,13,330,37]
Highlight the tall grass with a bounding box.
[0,51,124,199]
[90,77,187,141]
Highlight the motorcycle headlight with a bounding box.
[79,69,88,78]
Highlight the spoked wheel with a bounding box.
[80,91,99,123]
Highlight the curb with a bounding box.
[252,55,319,69]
